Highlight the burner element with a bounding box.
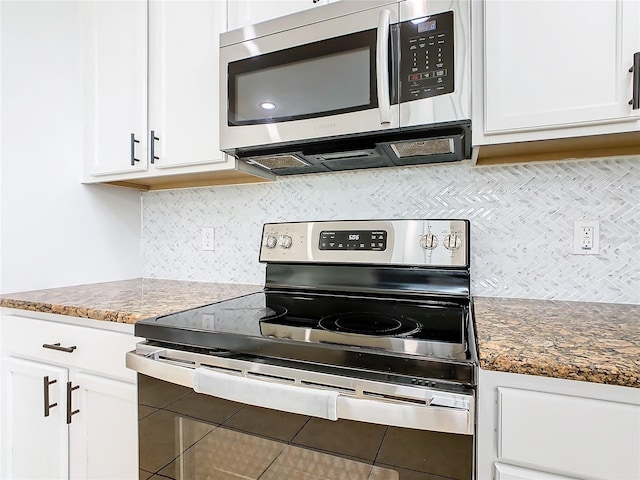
[259,305,287,321]
[319,312,421,336]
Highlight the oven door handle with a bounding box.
[194,366,338,420]
[126,350,473,435]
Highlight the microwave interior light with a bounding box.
[260,101,277,110]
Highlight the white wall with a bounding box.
[0,0,142,294]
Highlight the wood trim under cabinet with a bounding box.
[105,169,272,191]
[473,131,640,166]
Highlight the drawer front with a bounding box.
[498,387,640,480]
[495,463,577,480]
[2,314,138,382]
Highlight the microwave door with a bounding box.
[219,4,400,153]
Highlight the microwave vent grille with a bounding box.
[390,138,455,158]
[247,155,309,170]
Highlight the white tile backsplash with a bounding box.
[142,156,640,304]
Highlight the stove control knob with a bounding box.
[444,234,462,250]
[265,235,278,249]
[420,233,438,250]
[280,235,293,249]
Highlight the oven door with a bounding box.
[128,345,475,480]
[219,3,400,153]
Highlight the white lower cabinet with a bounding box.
[478,369,640,480]
[1,312,139,480]
[3,357,69,479]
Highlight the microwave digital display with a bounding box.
[417,19,437,33]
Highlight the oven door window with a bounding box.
[227,30,378,126]
[138,375,473,480]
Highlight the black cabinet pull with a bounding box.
[66,382,80,424]
[42,342,76,353]
[43,376,58,417]
[150,130,160,164]
[629,52,640,110]
[130,133,141,165]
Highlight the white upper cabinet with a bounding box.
[227,0,329,31]
[148,0,227,170]
[81,1,148,176]
[473,0,640,145]
[82,0,270,189]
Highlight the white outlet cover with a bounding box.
[573,220,599,255]
[202,227,214,251]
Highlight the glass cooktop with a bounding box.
[140,291,468,360]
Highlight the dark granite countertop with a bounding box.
[0,278,262,323]
[474,297,639,388]
[1,280,638,388]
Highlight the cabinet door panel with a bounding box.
[148,0,227,169]
[69,371,138,479]
[227,0,328,31]
[1,357,68,479]
[82,0,148,176]
[484,0,640,133]
[498,387,640,479]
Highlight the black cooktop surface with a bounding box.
[138,291,468,358]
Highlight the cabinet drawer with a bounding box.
[498,387,640,479]
[2,314,137,382]
[495,463,577,480]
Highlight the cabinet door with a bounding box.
[484,0,640,133]
[82,0,148,177]
[227,0,328,31]
[148,0,227,169]
[69,371,138,479]
[1,357,69,479]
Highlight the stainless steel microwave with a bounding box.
[220,0,471,175]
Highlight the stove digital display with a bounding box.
[319,230,387,251]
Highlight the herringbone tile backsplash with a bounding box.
[142,156,639,304]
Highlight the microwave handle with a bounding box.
[377,9,392,125]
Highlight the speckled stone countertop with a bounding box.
[474,297,639,388]
[1,280,638,388]
[0,278,262,323]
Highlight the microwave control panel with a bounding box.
[399,11,455,102]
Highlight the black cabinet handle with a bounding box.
[66,382,80,424]
[42,342,76,353]
[43,376,58,417]
[150,130,160,164]
[130,133,141,165]
[629,52,640,110]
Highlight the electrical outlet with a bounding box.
[573,220,599,255]
[202,227,214,251]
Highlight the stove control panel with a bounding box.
[260,219,469,268]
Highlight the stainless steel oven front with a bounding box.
[129,345,474,480]
[129,219,477,480]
